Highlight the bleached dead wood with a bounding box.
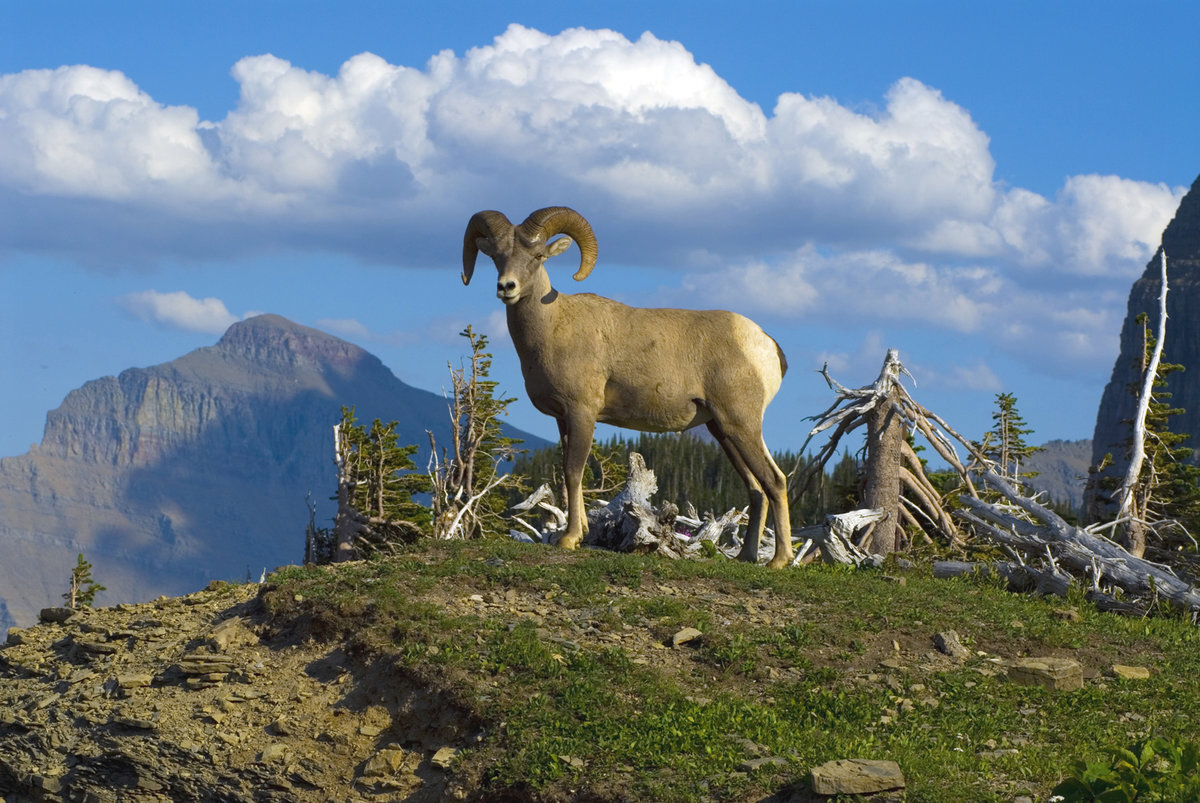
[815,509,888,566]
[801,349,1200,612]
[1113,249,1169,557]
[954,469,1200,610]
[794,350,964,550]
[932,560,1071,596]
[582,453,682,556]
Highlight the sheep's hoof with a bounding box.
[735,548,759,564]
[558,534,582,550]
[766,554,793,569]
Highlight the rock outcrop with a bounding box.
[0,581,477,801]
[0,315,544,629]
[1089,173,1200,517]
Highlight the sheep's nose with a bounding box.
[498,279,517,294]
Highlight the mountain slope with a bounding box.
[0,315,546,629]
[1089,172,1200,516]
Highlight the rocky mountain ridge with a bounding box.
[0,315,546,631]
[1090,173,1200,515]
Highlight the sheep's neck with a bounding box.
[506,282,559,356]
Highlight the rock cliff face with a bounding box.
[0,315,544,629]
[1089,173,1200,516]
[1023,440,1092,512]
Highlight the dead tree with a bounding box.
[1112,250,1169,558]
[795,349,962,553]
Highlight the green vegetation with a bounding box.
[977,391,1042,489]
[264,539,1200,801]
[63,552,105,609]
[1052,736,1200,801]
[337,405,431,529]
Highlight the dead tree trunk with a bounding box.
[796,349,960,555]
[862,368,905,554]
[1114,249,1169,558]
[332,423,361,562]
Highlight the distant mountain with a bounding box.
[1089,173,1200,518]
[0,314,548,629]
[1023,439,1092,513]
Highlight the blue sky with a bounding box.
[1,0,1196,461]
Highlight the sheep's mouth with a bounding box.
[498,291,520,305]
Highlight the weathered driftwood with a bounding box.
[802,350,1200,613]
[796,350,964,552]
[584,453,680,554]
[955,473,1200,611]
[932,560,1071,597]
[508,453,784,562]
[814,510,888,567]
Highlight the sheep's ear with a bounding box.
[547,236,573,257]
[476,237,498,258]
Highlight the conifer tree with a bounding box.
[977,392,1041,488]
[429,326,524,538]
[333,406,430,559]
[64,553,105,609]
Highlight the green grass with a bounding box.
[263,540,1200,801]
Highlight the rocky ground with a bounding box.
[0,541,1176,802]
[0,580,475,803]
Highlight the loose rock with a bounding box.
[932,630,972,662]
[670,627,703,648]
[1008,657,1084,691]
[810,758,906,795]
[1112,664,1151,680]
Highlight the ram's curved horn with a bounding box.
[517,207,598,281]
[462,210,513,285]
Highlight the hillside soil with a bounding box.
[2,539,1197,802]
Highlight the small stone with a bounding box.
[117,672,154,689]
[1112,664,1151,680]
[1009,657,1084,691]
[359,724,383,737]
[670,627,703,647]
[558,755,585,770]
[811,758,906,795]
[932,631,972,662]
[207,616,257,652]
[363,747,409,776]
[738,756,788,772]
[6,627,25,645]
[75,639,121,655]
[112,715,156,730]
[432,747,460,769]
[1052,608,1082,622]
[259,743,289,763]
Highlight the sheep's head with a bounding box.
[461,207,598,305]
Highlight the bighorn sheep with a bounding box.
[462,207,793,568]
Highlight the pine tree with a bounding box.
[429,326,525,538]
[332,406,430,558]
[977,392,1041,488]
[64,553,105,609]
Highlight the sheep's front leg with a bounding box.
[557,415,595,550]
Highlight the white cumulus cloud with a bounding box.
[0,24,1183,276]
[0,24,1189,375]
[118,290,240,333]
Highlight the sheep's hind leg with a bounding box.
[556,416,595,550]
[706,420,767,564]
